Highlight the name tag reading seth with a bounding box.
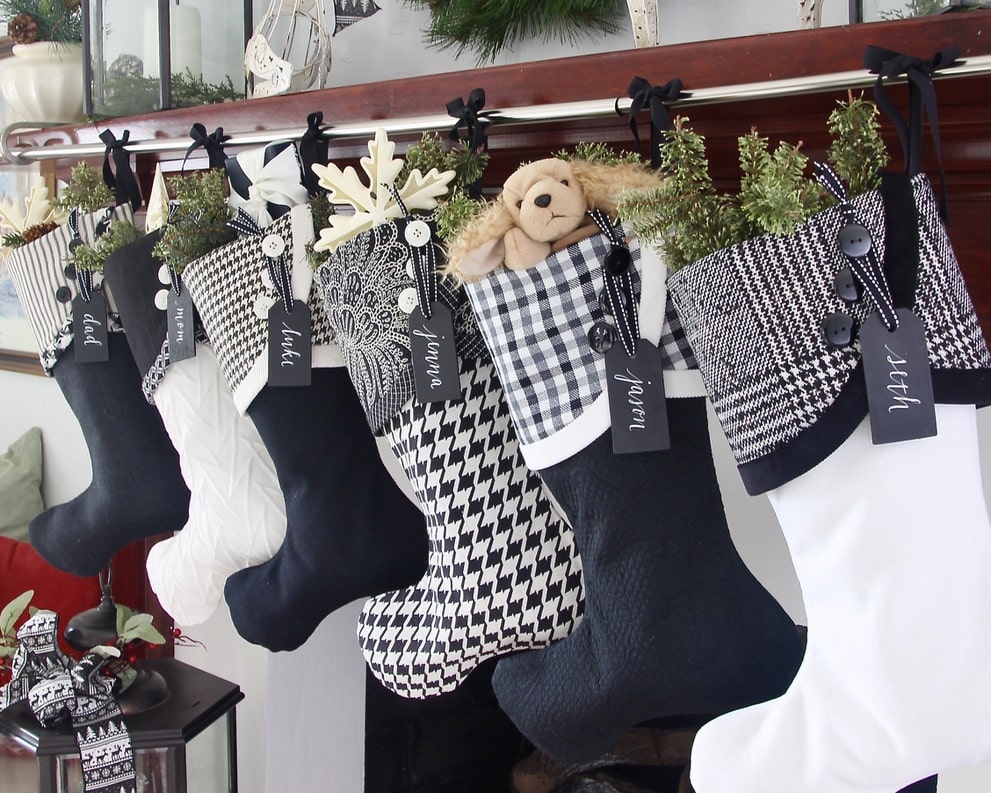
[860,309,937,445]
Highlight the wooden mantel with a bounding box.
[7,12,991,335]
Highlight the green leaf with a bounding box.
[119,611,165,645]
[0,644,18,659]
[1,590,34,639]
[115,604,136,639]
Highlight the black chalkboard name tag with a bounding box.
[605,340,670,454]
[861,308,937,445]
[168,288,196,363]
[73,291,110,363]
[267,300,312,387]
[409,302,462,403]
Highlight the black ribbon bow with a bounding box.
[184,123,231,171]
[99,129,142,212]
[863,45,959,219]
[447,88,488,152]
[624,76,684,169]
[299,111,329,198]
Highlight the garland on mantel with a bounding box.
[404,0,627,63]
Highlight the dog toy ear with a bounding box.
[504,228,552,271]
[457,237,506,279]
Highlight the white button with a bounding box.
[254,293,277,319]
[154,289,169,311]
[261,234,286,258]
[404,220,431,248]
[398,287,418,314]
[406,259,414,279]
[158,265,171,285]
[260,268,274,291]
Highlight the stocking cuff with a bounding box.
[466,232,704,470]
[6,205,132,373]
[667,173,991,494]
[182,203,342,413]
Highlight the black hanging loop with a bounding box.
[183,123,231,171]
[815,161,899,333]
[622,76,684,169]
[589,209,639,358]
[66,209,93,304]
[864,45,959,219]
[99,129,142,212]
[447,88,488,152]
[227,207,293,312]
[385,183,437,320]
[299,111,329,198]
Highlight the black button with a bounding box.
[598,288,627,316]
[838,223,872,258]
[63,263,76,280]
[55,286,72,304]
[68,238,82,253]
[833,267,862,303]
[604,246,632,276]
[588,321,616,354]
[821,312,856,347]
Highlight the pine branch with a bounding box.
[53,162,113,214]
[827,91,889,196]
[152,170,235,274]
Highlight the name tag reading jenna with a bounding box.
[267,300,312,387]
[860,308,937,445]
[409,302,462,403]
[72,292,110,363]
[167,289,196,363]
[605,340,670,454]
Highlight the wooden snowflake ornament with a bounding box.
[311,128,455,253]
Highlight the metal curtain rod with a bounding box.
[2,54,990,165]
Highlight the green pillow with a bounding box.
[0,427,44,542]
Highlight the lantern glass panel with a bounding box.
[86,0,247,118]
[56,747,173,793]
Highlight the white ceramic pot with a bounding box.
[0,42,85,124]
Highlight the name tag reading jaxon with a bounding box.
[605,340,670,454]
[72,291,109,363]
[409,302,461,403]
[167,288,196,363]
[267,300,312,387]
[860,308,937,445]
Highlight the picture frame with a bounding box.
[0,161,55,377]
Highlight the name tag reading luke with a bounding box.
[409,302,462,403]
[605,340,670,454]
[72,291,110,363]
[267,300,312,387]
[860,308,937,445]
[167,289,196,363]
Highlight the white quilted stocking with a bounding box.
[690,404,991,793]
[145,345,286,625]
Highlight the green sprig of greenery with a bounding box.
[72,219,141,272]
[556,142,643,166]
[618,96,890,271]
[153,170,235,274]
[91,69,243,120]
[0,0,82,44]
[399,132,489,196]
[53,162,113,214]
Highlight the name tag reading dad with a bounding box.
[73,291,109,363]
[267,300,312,387]
[409,302,462,403]
[860,308,937,445]
[605,340,670,454]
[168,289,196,363]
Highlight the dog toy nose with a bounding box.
[534,194,552,208]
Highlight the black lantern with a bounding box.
[82,0,253,118]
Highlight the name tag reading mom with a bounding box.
[860,308,937,445]
[409,302,462,403]
[167,288,196,363]
[605,340,670,454]
[72,292,110,363]
[267,300,312,387]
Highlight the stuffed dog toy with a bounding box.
[448,156,664,280]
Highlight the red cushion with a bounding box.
[0,536,101,656]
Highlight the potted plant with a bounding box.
[0,0,84,123]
